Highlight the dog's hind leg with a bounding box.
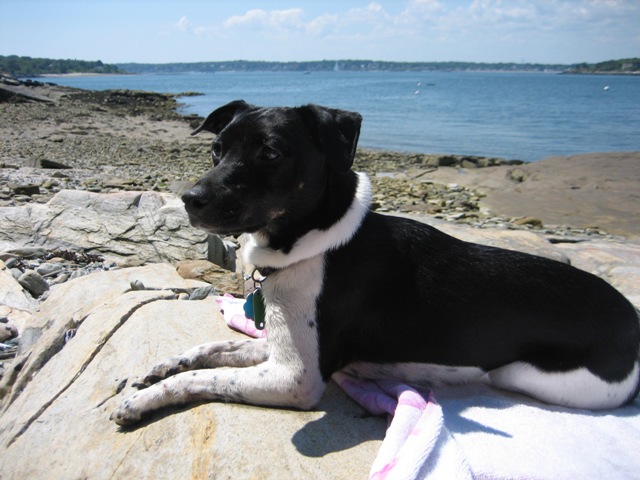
[486,361,640,410]
[132,338,269,388]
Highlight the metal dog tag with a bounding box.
[252,288,266,330]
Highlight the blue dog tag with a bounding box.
[244,288,266,330]
[244,292,255,319]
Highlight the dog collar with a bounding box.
[256,266,279,277]
[243,267,277,331]
[243,172,372,270]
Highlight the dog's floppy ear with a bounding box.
[297,105,362,172]
[192,100,254,136]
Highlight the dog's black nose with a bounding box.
[182,185,210,212]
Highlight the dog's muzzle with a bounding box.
[182,184,210,215]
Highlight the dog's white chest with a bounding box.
[260,255,326,400]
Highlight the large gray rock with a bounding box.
[17,269,49,298]
[0,190,209,265]
[0,261,38,313]
[0,264,383,479]
[0,260,37,336]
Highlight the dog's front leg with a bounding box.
[111,360,325,426]
[132,338,269,388]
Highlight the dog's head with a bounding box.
[183,100,362,237]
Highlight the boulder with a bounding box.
[22,158,72,169]
[0,260,38,335]
[0,264,382,479]
[17,270,49,298]
[0,190,209,265]
[208,234,238,271]
[506,167,528,183]
[0,319,18,342]
[511,216,544,228]
[101,177,139,188]
[176,259,244,297]
[0,261,38,313]
[8,183,40,196]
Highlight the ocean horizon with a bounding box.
[35,71,640,162]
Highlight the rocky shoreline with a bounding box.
[1,76,632,241]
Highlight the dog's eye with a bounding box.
[261,146,280,162]
[211,142,222,164]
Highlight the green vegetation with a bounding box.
[0,55,125,77]
[565,58,640,75]
[3,55,637,77]
[117,59,569,74]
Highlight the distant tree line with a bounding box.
[565,58,640,74]
[3,55,637,77]
[117,59,570,74]
[0,55,125,77]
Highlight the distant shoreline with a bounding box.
[561,71,640,76]
[4,54,638,77]
[35,72,133,78]
[33,70,640,78]
[30,71,564,80]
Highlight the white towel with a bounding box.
[333,372,472,480]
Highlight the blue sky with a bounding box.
[1,0,638,64]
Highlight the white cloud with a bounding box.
[224,9,266,28]
[468,0,539,22]
[305,13,339,36]
[193,26,208,36]
[175,15,189,32]
[406,0,443,14]
[164,1,639,63]
[223,8,304,30]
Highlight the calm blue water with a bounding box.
[36,71,640,162]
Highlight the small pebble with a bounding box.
[18,269,50,298]
[3,257,20,269]
[189,285,217,300]
[36,263,64,277]
[50,273,70,285]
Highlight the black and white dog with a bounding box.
[111,100,640,426]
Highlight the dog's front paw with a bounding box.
[110,396,143,426]
[131,374,161,389]
[132,357,191,389]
